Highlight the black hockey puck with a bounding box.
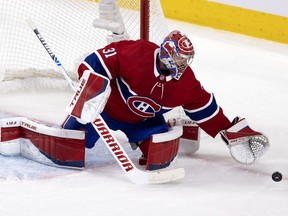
[272,171,282,182]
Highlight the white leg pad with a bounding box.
[0,117,86,169]
[0,140,20,156]
[180,138,200,155]
[168,117,201,155]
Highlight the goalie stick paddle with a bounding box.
[26,18,185,184]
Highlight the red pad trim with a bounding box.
[21,128,85,163]
[140,137,180,171]
[181,125,199,140]
[1,126,20,142]
[225,126,262,140]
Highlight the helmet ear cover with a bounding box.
[159,30,195,80]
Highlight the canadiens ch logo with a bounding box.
[127,96,161,118]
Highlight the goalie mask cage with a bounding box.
[0,0,169,86]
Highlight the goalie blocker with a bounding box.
[0,117,85,169]
[66,69,111,124]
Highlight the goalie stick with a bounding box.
[26,18,185,184]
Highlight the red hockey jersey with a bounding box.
[77,40,231,137]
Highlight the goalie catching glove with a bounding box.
[220,117,269,165]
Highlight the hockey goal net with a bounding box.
[0,0,169,92]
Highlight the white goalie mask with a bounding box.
[159,30,195,80]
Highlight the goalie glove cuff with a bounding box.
[220,117,270,165]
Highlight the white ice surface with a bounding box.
[0,19,288,216]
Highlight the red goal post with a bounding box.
[140,0,149,41]
[0,0,169,87]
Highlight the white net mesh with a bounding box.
[0,0,169,90]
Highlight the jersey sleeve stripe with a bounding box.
[184,94,220,123]
[84,52,113,79]
[192,106,220,124]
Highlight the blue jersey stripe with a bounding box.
[184,94,219,123]
[84,52,110,78]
